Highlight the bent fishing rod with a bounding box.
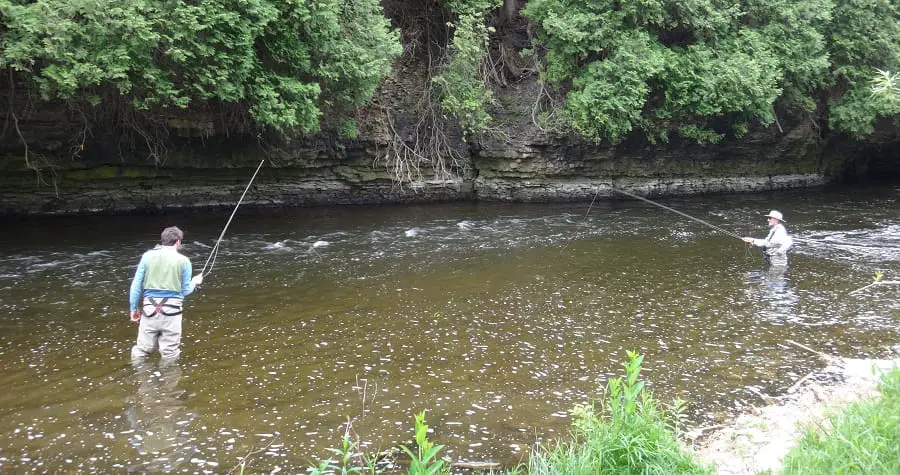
[200,159,265,277]
[587,187,745,241]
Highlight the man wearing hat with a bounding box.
[743,210,793,266]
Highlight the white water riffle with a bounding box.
[0,184,897,472]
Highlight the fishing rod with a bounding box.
[200,159,265,277]
[587,187,745,241]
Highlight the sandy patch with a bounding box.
[691,346,900,475]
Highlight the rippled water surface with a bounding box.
[1,185,899,472]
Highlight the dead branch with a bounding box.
[375,71,469,187]
[746,385,774,403]
[787,371,817,394]
[683,423,727,440]
[226,435,278,475]
[786,339,839,363]
[849,280,900,295]
[772,105,784,134]
[11,110,58,196]
[453,461,503,470]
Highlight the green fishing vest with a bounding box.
[142,247,189,291]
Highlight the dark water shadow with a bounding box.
[744,266,800,324]
[126,360,199,473]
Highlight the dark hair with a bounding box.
[160,226,184,246]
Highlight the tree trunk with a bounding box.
[501,0,517,25]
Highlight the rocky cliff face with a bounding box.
[0,78,882,216]
[474,83,845,201]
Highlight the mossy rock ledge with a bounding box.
[0,113,889,215]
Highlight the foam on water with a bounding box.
[0,186,898,471]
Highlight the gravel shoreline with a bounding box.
[692,346,900,474]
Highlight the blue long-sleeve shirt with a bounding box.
[129,246,196,311]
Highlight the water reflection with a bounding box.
[126,360,199,472]
[744,264,799,324]
[0,185,898,470]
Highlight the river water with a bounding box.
[1,184,898,472]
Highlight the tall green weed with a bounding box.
[400,410,449,475]
[308,411,447,475]
[525,351,711,475]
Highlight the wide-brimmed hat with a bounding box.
[765,210,785,222]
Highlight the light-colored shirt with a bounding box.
[751,223,793,258]
[129,245,196,311]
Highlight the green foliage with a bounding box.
[666,397,690,438]
[339,119,360,140]
[431,0,500,138]
[825,0,900,136]
[564,30,668,143]
[0,0,400,132]
[871,70,900,107]
[307,433,375,475]
[2,0,895,153]
[662,32,781,132]
[524,351,711,474]
[307,411,447,475]
[399,411,449,475]
[678,125,724,144]
[781,367,900,474]
[523,0,898,143]
[743,0,833,112]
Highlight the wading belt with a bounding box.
[141,297,183,318]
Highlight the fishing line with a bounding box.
[200,159,265,276]
[588,187,745,241]
[586,189,601,217]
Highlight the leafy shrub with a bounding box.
[825,0,900,136]
[522,0,898,143]
[0,0,401,132]
[525,351,711,474]
[431,0,499,138]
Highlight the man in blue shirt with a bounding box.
[129,226,203,360]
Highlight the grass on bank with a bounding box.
[519,350,710,475]
[305,358,900,475]
[305,351,710,474]
[780,366,900,474]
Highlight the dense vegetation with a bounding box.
[522,0,899,143]
[0,0,400,135]
[0,0,897,161]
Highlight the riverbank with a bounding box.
[302,347,900,474]
[692,344,900,474]
[0,94,865,216]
